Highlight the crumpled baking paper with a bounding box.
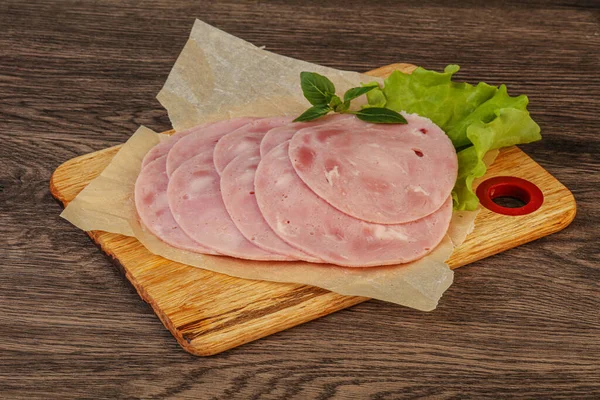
[61,19,484,311]
[157,19,381,131]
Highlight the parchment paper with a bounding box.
[60,127,168,236]
[61,19,485,311]
[157,19,381,131]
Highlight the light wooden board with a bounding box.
[50,64,576,356]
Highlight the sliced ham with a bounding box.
[213,116,293,174]
[254,142,453,267]
[134,155,217,254]
[259,114,353,158]
[220,153,322,262]
[288,113,458,224]
[166,117,255,177]
[167,150,292,261]
[141,122,213,169]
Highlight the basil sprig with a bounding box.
[294,72,407,124]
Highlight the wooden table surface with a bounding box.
[1,0,599,398]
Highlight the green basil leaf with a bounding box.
[343,85,376,103]
[335,100,351,112]
[293,105,331,122]
[355,108,407,124]
[300,72,336,106]
[329,95,342,110]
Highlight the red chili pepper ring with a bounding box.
[476,176,544,216]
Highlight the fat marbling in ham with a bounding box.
[166,117,255,177]
[254,141,453,267]
[213,116,292,174]
[135,155,218,254]
[288,113,457,224]
[141,122,213,169]
[259,114,353,158]
[220,153,322,262]
[167,149,292,261]
[134,112,457,268]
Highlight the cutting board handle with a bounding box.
[477,176,544,216]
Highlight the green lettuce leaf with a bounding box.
[366,65,541,210]
[454,108,541,210]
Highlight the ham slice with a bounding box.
[141,122,213,169]
[255,142,453,267]
[259,114,353,158]
[134,155,217,254]
[167,149,292,261]
[213,116,293,174]
[166,117,255,177]
[221,153,322,262]
[288,113,458,224]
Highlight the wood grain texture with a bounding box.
[1,0,599,398]
[48,63,576,356]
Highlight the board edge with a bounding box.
[49,183,370,357]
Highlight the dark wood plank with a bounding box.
[1,0,598,398]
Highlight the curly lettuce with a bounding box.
[365,65,541,210]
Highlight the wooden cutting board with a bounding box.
[50,64,576,356]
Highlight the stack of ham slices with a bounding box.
[134,113,458,267]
